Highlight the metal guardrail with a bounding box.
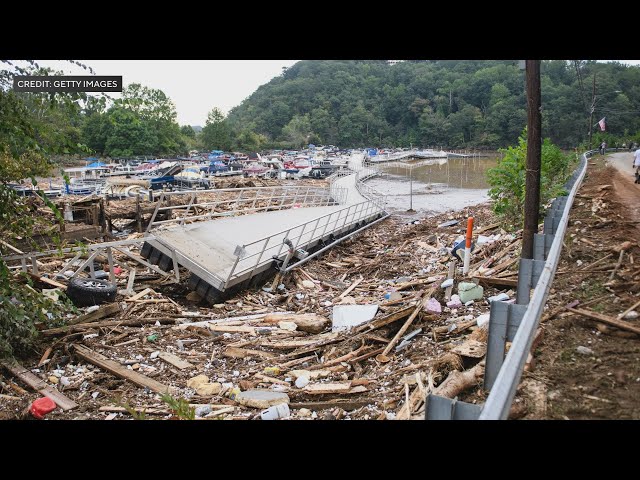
[146,185,348,232]
[477,151,589,419]
[425,150,592,420]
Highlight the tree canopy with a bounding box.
[226,60,640,149]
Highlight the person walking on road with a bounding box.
[600,141,607,156]
[634,146,640,183]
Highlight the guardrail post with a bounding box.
[516,258,546,304]
[533,233,553,261]
[484,302,527,390]
[425,395,483,420]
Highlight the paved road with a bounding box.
[606,150,636,180]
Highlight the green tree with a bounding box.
[0,61,83,358]
[181,125,196,138]
[281,114,313,148]
[201,108,232,151]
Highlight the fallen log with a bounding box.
[433,362,484,398]
[263,313,330,334]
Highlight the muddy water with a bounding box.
[366,156,499,217]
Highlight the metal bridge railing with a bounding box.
[146,184,347,232]
[222,198,384,288]
[222,155,389,289]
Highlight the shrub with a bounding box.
[487,128,573,227]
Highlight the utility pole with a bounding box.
[589,73,596,150]
[407,165,414,212]
[522,60,541,260]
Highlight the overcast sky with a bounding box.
[24,60,299,126]
[16,60,640,126]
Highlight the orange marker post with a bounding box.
[463,216,474,275]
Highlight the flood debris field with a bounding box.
[0,196,530,420]
[518,158,640,419]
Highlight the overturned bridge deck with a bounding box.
[141,156,388,301]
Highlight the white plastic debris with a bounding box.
[331,304,379,332]
[440,278,454,289]
[488,293,510,303]
[295,376,310,388]
[477,313,491,327]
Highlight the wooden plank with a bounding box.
[618,298,640,319]
[127,287,153,302]
[27,273,67,290]
[475,222,500,234]
[303,382,352,394]
[0,394,21,400]
[379,286,439,359]
[253,373,290,386]
[113,246,171,277]
[473,276,518,287]
[41,317,178,335]
[68,303,121,326]
[395,277,438,291]
[0,361,78,410]
[262,313,330,334]
[0,239,24,254]
[158,352,194,370]
[289,400,372,410]
[125,268,136,295]
[208,325,257,335]
[37,347,53,367]
[223,347,275,360]
[445,260,456,301]
[568,307,640,335]
[74,344,171,394]
[333,276,363,301]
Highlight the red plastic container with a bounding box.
[30,397,57,419]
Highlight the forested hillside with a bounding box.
[226,60,640,149]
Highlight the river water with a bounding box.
[365,156,499,218]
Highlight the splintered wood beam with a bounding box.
[73,344,171,394]
[0,361,77,410]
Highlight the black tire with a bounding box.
[66,277,117,307]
